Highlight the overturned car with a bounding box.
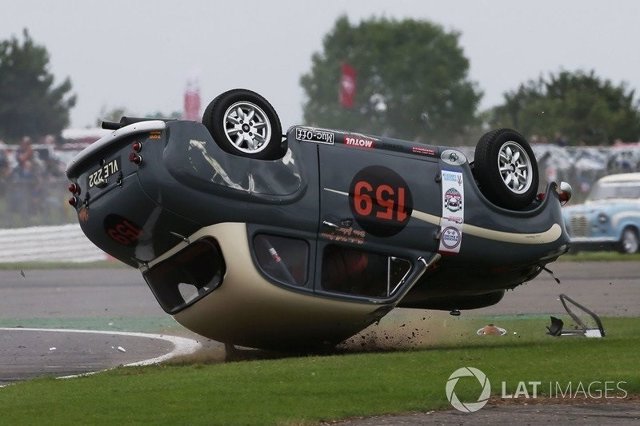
[66,89,571,350]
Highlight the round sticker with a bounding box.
[441,226,462,250]
[349,166,413,237]
[444,188,463,212]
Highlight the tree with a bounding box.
[0,29,76,142]
[490,70,640,145]
[300,16,482,144]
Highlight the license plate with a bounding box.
[88,158,120,189]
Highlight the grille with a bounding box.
[570,215,589,237]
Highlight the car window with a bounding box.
[588,181,640,201]
[321,245,411,298]
[253,234,309,287]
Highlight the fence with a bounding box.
[0,224,107,263]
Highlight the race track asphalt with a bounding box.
[0,261,638,423]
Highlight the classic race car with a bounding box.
[66,89,572,351]
[563,172,640,254]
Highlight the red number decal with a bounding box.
[353,181,374,216]
[396,187,408,222]
[353,181,409,223]
[375,184,394,220]
[107,219,142,245]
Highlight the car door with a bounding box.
[315,135,441,301]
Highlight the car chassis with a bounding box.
[66,89,572,350]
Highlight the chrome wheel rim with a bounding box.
[223,101,271,154]
[498,141,533,194]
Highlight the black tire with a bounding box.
[618,227,639,254]
[473,128,539,210]
[202,89,285,160]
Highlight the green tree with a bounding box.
[491,70,640,145]
[0,29,76,142]
[300,16,482,144]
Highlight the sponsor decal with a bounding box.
[444,188,463,212]
[439,170,464,254]
[320,225,366,245]
[441,149,467,166]
[104,214,142,247]
[349,166,413,237]
[149,131,162,140]
[441,226,462,250]
[295,127,335,145]
[411,145,437,157]
[443,215,463,224]
[344,134,376,149]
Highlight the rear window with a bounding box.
[143,238,225,314]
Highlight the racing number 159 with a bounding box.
[353,181,408,222]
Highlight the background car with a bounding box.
[563,172,640,253]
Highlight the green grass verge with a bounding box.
[0,316,177,334]
[1,316,638,425]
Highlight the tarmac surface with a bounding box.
[0,267,199,386]
[332,400,640,425]
[0,261,638,423]
[0,328,174,385]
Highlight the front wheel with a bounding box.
[202,89,285,160]
[473,128,539,210]
[618,227,639,254]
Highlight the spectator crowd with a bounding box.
[0,135,70,227]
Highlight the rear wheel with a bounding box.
[619,227,639,254]
[202,89,285,160]
[473,128,539,210]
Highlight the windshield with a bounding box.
[143,238,225,314]
[587,181,640,201]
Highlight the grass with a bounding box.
[0,316,177,334]
[1,316,638,425]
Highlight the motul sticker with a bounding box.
[439,170,464,254]
[344,134,377,149]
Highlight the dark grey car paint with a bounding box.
[67,120,569,312]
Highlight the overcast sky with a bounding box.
[3,0,640,129]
